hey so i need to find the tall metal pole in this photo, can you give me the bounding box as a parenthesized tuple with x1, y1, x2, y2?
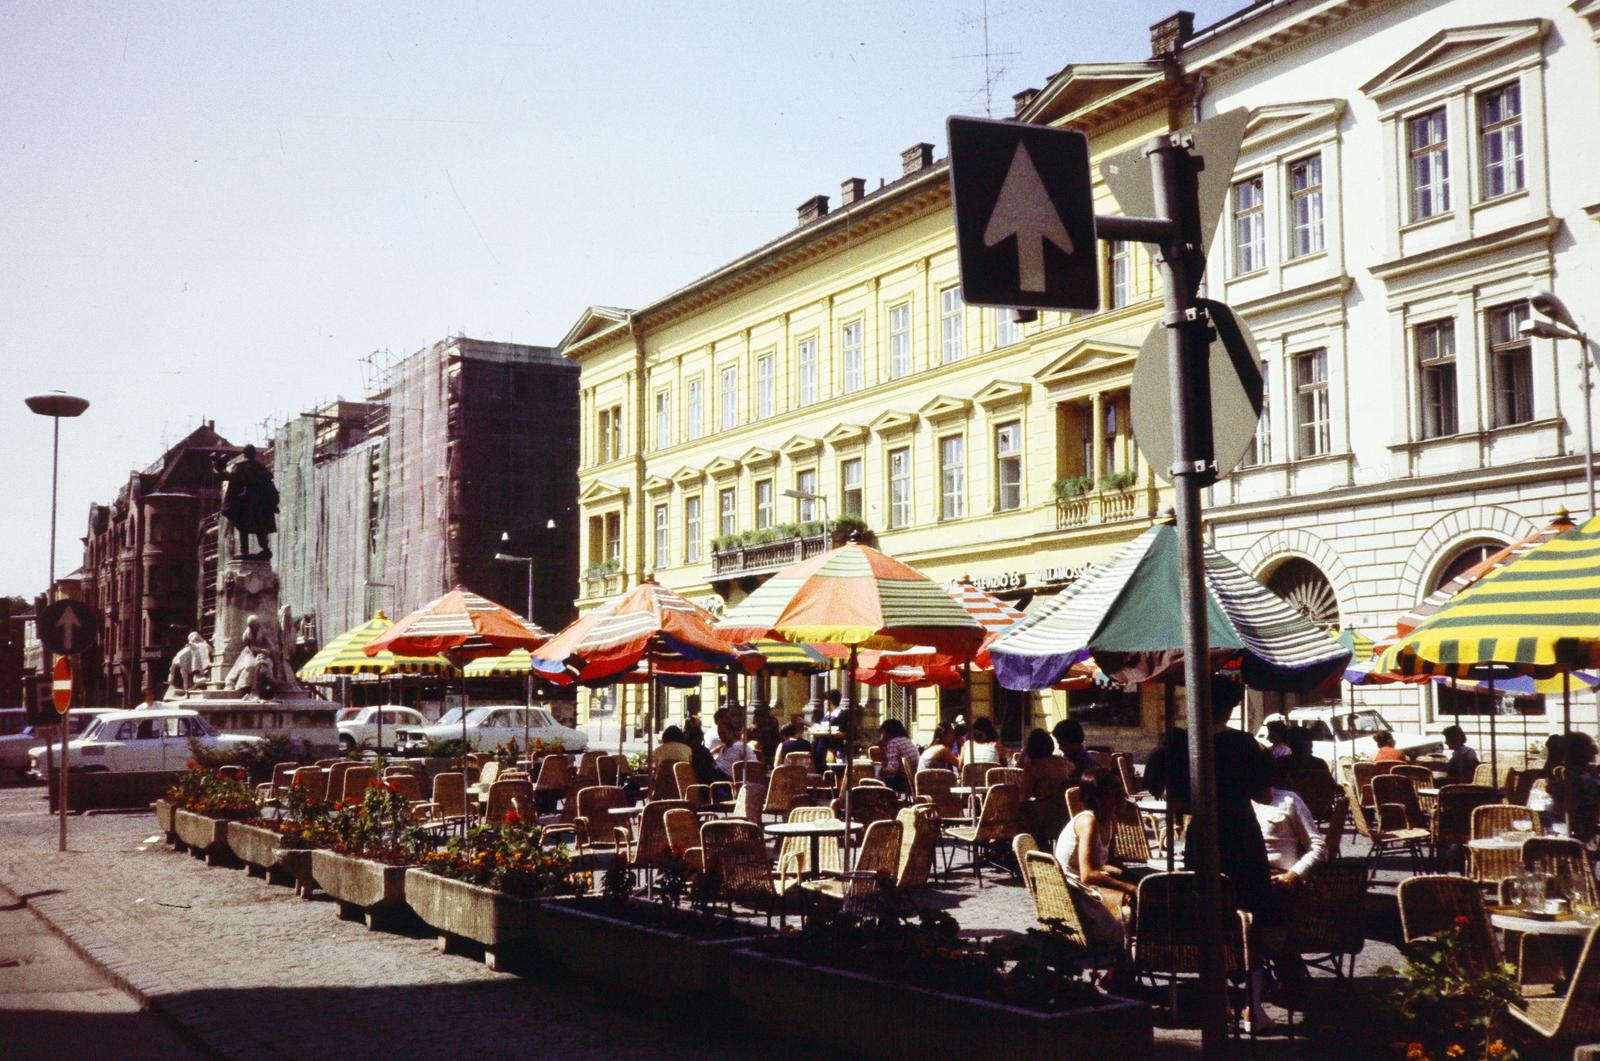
(51, 416, 70, 854)
(1148, 133, 1227, 1053)
(1582, 335, 1595, 520)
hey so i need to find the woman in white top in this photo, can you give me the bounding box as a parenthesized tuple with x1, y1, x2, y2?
(959, 716, 1005, 767)
(1251, 784, 1326, 885)
(917, 721, 961, 773)
(1052, 772, 1132, 949)
(709, 722, 757, 780)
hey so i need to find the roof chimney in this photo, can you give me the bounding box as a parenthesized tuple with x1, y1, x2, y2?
(840, 177, 866, 206)
(797, 194, 829, 226)
(901, 142, 934, 176)
(1150, 11, 1195, 57)
(1012, 87, 1040, 116)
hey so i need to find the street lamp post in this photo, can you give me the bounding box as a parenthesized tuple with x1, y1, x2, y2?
(25, 390, 89, 853)
(497, 521, 556, 752)
(1522, 289, 1596, 518)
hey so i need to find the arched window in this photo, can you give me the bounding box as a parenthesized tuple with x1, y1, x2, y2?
(1265, 557, 1340, 629)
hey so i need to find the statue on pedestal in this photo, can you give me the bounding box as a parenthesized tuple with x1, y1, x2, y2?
(224, 614, 297, 700)
(212, 444, 278, 560)
(167, 631, 212, 692)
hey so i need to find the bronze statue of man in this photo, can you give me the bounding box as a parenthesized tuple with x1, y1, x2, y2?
(214, 444, 279, 559)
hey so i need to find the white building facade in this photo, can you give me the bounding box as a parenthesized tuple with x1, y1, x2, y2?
(1180, 0, 1600, 740)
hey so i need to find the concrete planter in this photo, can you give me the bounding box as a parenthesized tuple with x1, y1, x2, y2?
(535, 900, 765, 999)
(310, 849, 412, 930)
(404, 869, 553, 971)
(172, 809, 233, 865)
(274, 847, 317, 896)
(153, 799, 177, 841)
(728, 949, 1152, 1060)
(227, 821, 285, 878)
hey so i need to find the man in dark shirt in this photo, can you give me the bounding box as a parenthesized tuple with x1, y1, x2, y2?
(1051, 718, 1096, 778)
(1144, 675, 1273, 915)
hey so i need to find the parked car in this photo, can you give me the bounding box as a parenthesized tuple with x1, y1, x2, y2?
(0, 708, 116, 781)
(28, 708, 263, 778)
(334, 706, 430, 752)
(394, 705, 588, 754)
(1256, 707, 1444, 764)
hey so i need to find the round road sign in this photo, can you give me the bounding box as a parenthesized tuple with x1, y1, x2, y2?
(39, 598, 99, 656)
(52, 657, 72, 714)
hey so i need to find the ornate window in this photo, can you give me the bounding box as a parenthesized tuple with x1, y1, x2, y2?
(1408, 108, 1450, 220)
(1232, 176, 1265, 274)
(1416, 320, 1457, 438)
(1477, 82, 1524, 200)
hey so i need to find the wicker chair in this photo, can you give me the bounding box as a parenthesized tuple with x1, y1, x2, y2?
(616, 798, 691, 890)
(774, 806, 843, 893)
(254, 762, 299, 808)
(662, 807, 699, 867)
(762, 764, 810, 821)
(960, 761, 991, 790)
(985, 766, 1024, 789)
(1022, 849, 1121, 967)
(1278, 761, 1341, 823)
(483, 779, 535, 825)
(672, 761, 711, 811)
(340, 765, 376, 805)
(385, 771, 424, 808)
(531, 754, 573, 815)
(289, 765, 328, 804)
(1114, 752, 1145, 797)
(1131, 872, 1253, 1022)
(832, 763, 875, 795)
(325, 762, 355, 804)
(1467, 803, 1541, 886)
(1013, 834, 1042, 898)
(834, 785, 900, 825)
(1506, 929, 1600, 1054)
(478, 760, 501, 791)
(914, 769, 964, 820)
(559, 759, 602, 823)
(1279, 859, 1368, 978)
(1021, 793, 1071, 847)
(1110, 798, 1153, 865)
(1391, 763, 1433, 786)
(945, 783, 1021, 885)
(726, 782, 763, 822)
(1433, 784, 1501, 859)
(782, 751, 814, 768)
(1344, 782, 1428, 881)
(216, 764, 248, 783)
(1397, 874, 1502, 976)
(1373, 773, 1431, 832)
(416, 771, 469, 828)
(894, 804, 939, 892)
(799, 819, 903, 912)
(1520, 836, 1597, 903)
(732, 760, 768, 786)
(1065, 785, 1086, 819)
(644, 759, 678, 801)
(1351, 760, 1398, 810)
(546, 785, 630, 855)
(699, 818, 789, 926)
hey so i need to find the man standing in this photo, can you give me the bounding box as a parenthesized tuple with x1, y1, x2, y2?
(214, 444, 279, 559)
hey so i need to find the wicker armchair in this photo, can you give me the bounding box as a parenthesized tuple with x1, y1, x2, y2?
(727, 782, 763, 822)
(1520, 837, 1597, 903)
(478, 761, 501, 791)
(415, 771, 469, 828)
(545, 785, 630, 855)
(484, 779, 535, 826)
(1506, 929, 1600, 1054)
(1433, 784, 1500, 855)
(339, 765, 376, 805)
(1013, 834, 1042, 898)
(1110, 798, 1153, 865)
(532, 754, 573, 815)
(894, 805, 939, 892)
(945, 783, 1021, 885)
(699, 818, 789, 926)
(1279, 859, 1368, 978)
(762, 764, 811, 821)
(833, 785, 901, 826)
(644, 759, 678, 801)
(732, 760, 768, 786)
(1344, 782, 1428, 881)
(617, 798, 692, 890)
(782, 751, 814, 768)
(914, 769, 964, 820)
(216, 764, 248, 783)
(985, 766, 1024, 789)
(1066, 785, 1086, 819)
(1131, 872, 1253, 1022)
(832, 763, 875, 795)
(1021, 849, 1120, 966)
(662, 807, 699, 868)
(254, 762, 298, 808)
(1114, 753, 1144, 797)
(325, 762, 355, 805)
(1397, 874, 1502, 976)
(1467, 803, 1540, 885)
(775, 806, 843, 893)
(800, 819, 903, 913)
(960, 762, 991, 790)
(289, 765, 328, 804)
(1351, 760, 1398, 810)
(1373, 773, 1431, 832)
(672, 762, 711, 811)
(1392, 763, 1433, 786)
(559, 759, 602, 823)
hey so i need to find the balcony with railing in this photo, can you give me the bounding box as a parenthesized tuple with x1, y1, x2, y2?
(580, 567, 629, 602)
(710, 532, 830, 579)
(1053, 481, 1147, 530)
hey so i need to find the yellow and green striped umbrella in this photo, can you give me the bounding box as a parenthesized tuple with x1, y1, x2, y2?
(747, 639, 830, 671)
(462, 648, 536, 678)
(296, 612, 457, 681)
(1378, 513, 1600, 677)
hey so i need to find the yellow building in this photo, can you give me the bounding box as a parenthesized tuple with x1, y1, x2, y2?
(563, 60, 1191, 752)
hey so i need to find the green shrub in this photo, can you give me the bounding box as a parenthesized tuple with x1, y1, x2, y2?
(1099, 470, 1138, 492)
(1053, 476, 1094, 500)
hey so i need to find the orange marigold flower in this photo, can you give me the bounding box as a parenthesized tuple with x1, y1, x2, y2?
(1446, 1046, 1463, 1058)
(1487, 1043, 1507, 1058)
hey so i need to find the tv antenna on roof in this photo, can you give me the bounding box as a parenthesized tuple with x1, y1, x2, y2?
(956, 0, 1021, 117)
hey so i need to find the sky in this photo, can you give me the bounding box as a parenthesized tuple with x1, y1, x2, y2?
(0, 0, 1237, 599)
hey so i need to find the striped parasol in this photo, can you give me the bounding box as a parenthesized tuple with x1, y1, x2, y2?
(714, 542, 986, 656)
(747, 639, 831, 671)
(364, 587, 551, 662)
(988, 522, 1350, 691)
(1377, 512, 1600, 677)
(461, 648, 537, 679)
(531, 579, 745, 684)
(296, 612, 455, 681)
(855, 579, 1025, 683)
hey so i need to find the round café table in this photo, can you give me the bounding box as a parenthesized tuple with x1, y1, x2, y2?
(764, 819, 862, 879)
(1490, 911, 1595, 938)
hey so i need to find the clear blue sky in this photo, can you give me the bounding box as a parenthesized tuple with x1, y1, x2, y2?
(0, 0, 1236, 599)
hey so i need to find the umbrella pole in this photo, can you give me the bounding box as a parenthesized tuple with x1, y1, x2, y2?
(647, 648, 656, 780)
(1164, 678, 1175, 873)
(618, 685, 626, 756)
(843, 644, 858, 869)
(1564, 671, 1572, 736)
(1488, 675, 1498, 781)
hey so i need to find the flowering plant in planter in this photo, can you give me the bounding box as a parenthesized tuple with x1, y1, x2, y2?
(1376, 918, 1522, 1061)
(164, 764, 260, 820)
(414, 815, 583, 899)
(299, 780, 425, 864)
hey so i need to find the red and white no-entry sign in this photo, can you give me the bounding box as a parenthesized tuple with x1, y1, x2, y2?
(52, 657, 72, 714)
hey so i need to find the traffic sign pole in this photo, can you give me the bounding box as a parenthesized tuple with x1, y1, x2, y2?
(56, 660, 70, 852)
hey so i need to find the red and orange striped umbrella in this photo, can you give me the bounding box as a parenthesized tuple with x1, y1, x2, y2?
(364, 587, 550, 662)
(531, 579, 746, 685)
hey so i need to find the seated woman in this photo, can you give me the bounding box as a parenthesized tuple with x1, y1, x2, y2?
(1252, 780, 1325, 887)
(1053, 771, 1134, 949)
(709, 723, 758, 781)
(1371, 729, 1408, 763)
(776, 722, 812, 763)
(960, 716, 1006, 769)
(917, 721, 961, 774)
(876, 718, 920, 793)
(1019, 728, 1073, 840)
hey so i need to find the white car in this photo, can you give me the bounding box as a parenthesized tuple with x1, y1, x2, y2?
(28, 708, 263, 777)
(0, 709, 116, 780)
(394, 705, 588, 755)
(1256, 707, 1445, 764)
(335, 706, 430, 753)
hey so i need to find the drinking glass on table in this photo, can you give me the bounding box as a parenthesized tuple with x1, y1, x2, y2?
(1511, 819, 1534, 837)
(1514, 872, 1546, 915)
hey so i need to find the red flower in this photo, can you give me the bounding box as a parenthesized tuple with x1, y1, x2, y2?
(368, 778, 381, 789)
(1453, 915, 1471, 927)
(503, 809, 521, 826)
(186, 760, 200, 771)
(333, 801, 344, 811)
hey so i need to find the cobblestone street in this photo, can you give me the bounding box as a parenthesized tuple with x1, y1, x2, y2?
(0, 784, 1420, 1059)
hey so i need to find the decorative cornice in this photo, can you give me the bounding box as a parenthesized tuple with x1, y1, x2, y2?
(578, 478, 630, 505)
(974, 379, 1031, 411)
(1369, 217, 1560, 284)
(1231, 274, 1354, 319)
(740, 446, 778, 469)
(778, 434, 823, 458)
(1359, 19, 1548, 104)
(823, 423, 869, 449)
(643, 474, 673, 495)
(918, 394, 975, 426)
(705, 455, 740, 479)
(669, 465, 705, 487)
(869, 409, 918, 438)
(1033, 338, 1141, 388)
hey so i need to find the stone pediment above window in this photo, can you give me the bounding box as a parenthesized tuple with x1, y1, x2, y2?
(869, 409, 918, 438)
(1575, 0, 1600, 42)
(1033, 339, 1140, 391)
(643, 474, 673, 495)
(579, 478, 630, 506)
(1360, 20, 1548, 105)
(705, 455, 741, 479)
(973, 379, 1030, 412)
(779, 434, 823, 459)
(740, 446, 778, 470)
(824, 423, 868, 449)
(669, 465, 705, 487)
(1241, 100, 1345, 154)
(918, 394, 974, 427)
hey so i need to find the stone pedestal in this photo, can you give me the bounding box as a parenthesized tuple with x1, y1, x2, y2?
(208, 558, 287, 689)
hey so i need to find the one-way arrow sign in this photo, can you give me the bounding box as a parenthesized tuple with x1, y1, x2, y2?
(948, 116, 1098, 312)
(39, 598, 99, 657)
